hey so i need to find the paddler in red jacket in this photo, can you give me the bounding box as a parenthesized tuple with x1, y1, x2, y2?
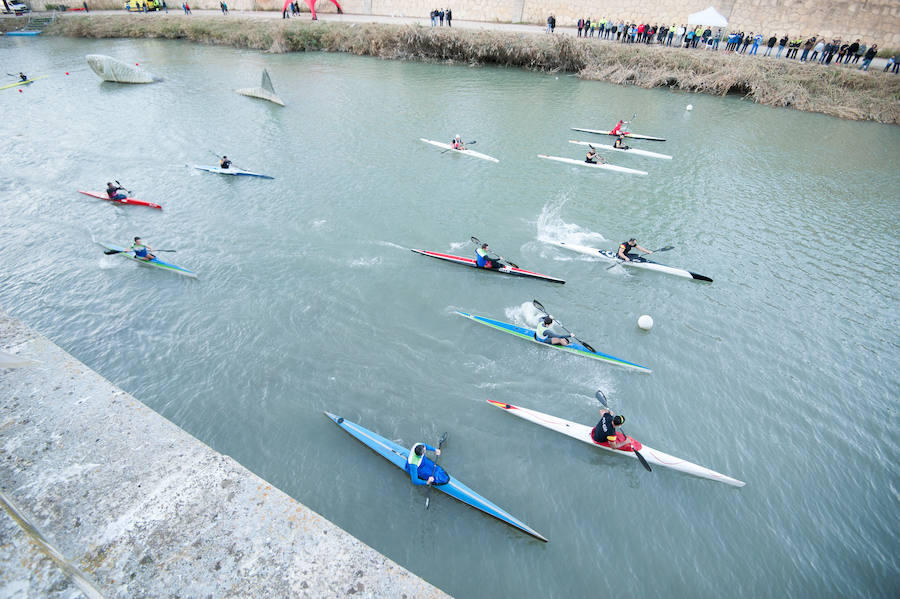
(610, 119, 628, 135)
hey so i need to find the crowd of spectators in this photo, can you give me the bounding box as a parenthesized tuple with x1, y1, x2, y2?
(557, 18, 897, 73)
(430, 8, 452, 27)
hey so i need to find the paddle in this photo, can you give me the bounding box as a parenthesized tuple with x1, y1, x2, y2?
(606, 245, 675, 270)
(586, 144, 607, 164)
(113, 180, 132, 195)
(595, 391, 651, 472)
(441, 140, 476, 154)
(470, 236, 519, 269)
(209, 151, 241, 170)
(531, 299, 596, 353)
(424, 432, 448, 510)
(104, 248, 175, 255)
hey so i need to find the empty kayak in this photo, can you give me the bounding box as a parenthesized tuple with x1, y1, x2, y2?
(570, 127, 666, 142)
(546, 240, 712, 282)
(456, 311, 651, 373)
(97, 242, 197, 278)
(537, 155, 648, 176)
(78, 190, 162, 210)
(568, 140, 672, 160)
(486, 400, 745, 487)
(419, 139, 499, 163)
(325, 412, 547, 542)
(0, 76, 46, 90)
(194, 165, 274, 179)
(412, 249, 564, 284)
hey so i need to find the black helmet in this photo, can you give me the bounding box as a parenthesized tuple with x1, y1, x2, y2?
(612, 415, 625, 426)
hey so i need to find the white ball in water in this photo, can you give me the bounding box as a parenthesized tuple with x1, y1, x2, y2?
(638, 315, 654, 330)
(686, 104, 694, 111)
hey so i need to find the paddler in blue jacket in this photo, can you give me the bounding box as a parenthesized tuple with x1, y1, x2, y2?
(219, 156, 232, 169)
(130, 237, 156, 261)
(106, 182, 127, 200)
(406, 442, 447, 486)
(617, 238, 652, 262)
(475, 243, 503, 269)
(591, 408, 628, 448)
(535, 315, 571, 346)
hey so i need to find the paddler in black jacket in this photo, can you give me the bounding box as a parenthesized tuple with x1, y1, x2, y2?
(219, 155, 232, 169)
(613, 134, 629, 150)
(617, 238, 652, 262)
(591, 408, 628, 448)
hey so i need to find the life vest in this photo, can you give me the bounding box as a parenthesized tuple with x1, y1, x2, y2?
(535, 320, 550, 341)
(131, 244, 149, 258)
(475, 247, 490, 267)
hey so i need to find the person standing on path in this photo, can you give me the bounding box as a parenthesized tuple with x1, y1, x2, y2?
(800, 36, 815, 62)
(749, 33, 762, 55)
(852, 42, 866, 64)
(811, 39, 824, 62)
(765, 35, 776, 56)
(161, 0, 166, 13)
(846, 40, 859, 63)
(446, 8, 451, 27)
(776, 35, 787, 57)
(439, 9, 444, 26)
(859, 44, 878, 71)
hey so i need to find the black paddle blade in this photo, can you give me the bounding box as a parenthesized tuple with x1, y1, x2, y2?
(532, 299, 547, 314)
(580, 341, 597, 353)
(595, 390, 608, 407)
(633, 448, 652, 472)
(103, 249, 122, 255)
(471, 236, 482, 246)
(437, 432, 448, 448)
(654, 245, 675, 252)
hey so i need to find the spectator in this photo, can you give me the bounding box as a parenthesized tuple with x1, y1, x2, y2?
(749, 32, 762, 55)
(439, 9, 444, 26)
(811, 39, 824, 61)
(666, 25, 674, 46)
(859, 44, 877, 71)
(846, 40, 859, 63)
(800, 36, 815, 62)
(891, 50, 900, 74)
(853, 41, 867, 64)
(712, 29, 721, 50)
(446, 8, 451, 27)
(740, 33, 752, 54)
(577, 17, 583, 38)
(837, 41, 849, 63)
(776, 34, 787, 58)
(765, 35, 776, 56)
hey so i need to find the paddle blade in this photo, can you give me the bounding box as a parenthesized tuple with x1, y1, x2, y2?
(437, 432, 448, 449)
(654, 245, 675, 252)
(595, 390, 608, 407)
(634, 448, 652, 472)
(471, 236, 482, 246)
(580, 341, 597, 354)
(532, 299, 547, 314)
(103, 249, 122, 255)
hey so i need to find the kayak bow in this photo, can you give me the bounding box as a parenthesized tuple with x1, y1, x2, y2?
(546, 240, 712, 282)
(455, 311, 651, 373)
(78, 190, 162, 210)
(97, 242, 197, 278)
(570, 127, 666, 142)
(194, 165, 274, 179)
(486, 400, 745, 487)
(411, 249, 564, 284)
(537, 154, 648, 176)
(324, 412, 547, 541)
(420, 139, 500, 163)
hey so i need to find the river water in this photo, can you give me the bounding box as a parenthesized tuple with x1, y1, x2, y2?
(1, 36, 898, 598)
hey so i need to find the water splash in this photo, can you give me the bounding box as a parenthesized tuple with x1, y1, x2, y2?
(536, 197, 606, 246)
(504, 301, 544, 328)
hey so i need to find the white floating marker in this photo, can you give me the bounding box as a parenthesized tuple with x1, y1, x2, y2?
(638, 315, 654, 330)
(686, 104, 693, 111)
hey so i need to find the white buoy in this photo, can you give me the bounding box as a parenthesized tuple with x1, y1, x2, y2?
(638, 315, 654, 330)
(686, 104, 694, 111)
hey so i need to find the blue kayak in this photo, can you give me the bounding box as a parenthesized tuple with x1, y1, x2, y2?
(324, 412, 548, 542)
(456, 311, 651, 373)
(98, 242, 197, 279)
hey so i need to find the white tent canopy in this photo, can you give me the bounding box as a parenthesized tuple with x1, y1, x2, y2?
(687, 6, 728, 27)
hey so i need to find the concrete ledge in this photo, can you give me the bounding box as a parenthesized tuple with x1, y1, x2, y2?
(0, 309, 450, 598)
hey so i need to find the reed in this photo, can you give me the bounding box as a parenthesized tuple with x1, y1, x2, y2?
(44, 15, 900, 124)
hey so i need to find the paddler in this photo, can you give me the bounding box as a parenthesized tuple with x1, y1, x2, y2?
(610, 119, 628, 135)
(106, 182, 127, 200)
(585, 147, 606, 164)
(18, 72, 28, 82)
(613, 134, 630, 150)
(219, 155, 232, 169)
(130, 237, 156, 261)
(616, 238, 652, 262)
(451, 135, 466, 150)
(406, 442, 447, 486)
(475, 243, 503, 270)
(590, 408, 628, 448)
(534, 315, 571, 346)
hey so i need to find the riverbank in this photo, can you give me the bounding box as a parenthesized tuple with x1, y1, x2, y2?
(14, 12, 897, 123)
(0, 308, 449, 598)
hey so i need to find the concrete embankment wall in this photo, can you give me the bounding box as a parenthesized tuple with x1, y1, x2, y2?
(0, 309, 449, 598)
(43, 0, 900, 47)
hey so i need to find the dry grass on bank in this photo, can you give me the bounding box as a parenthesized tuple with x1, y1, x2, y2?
(46, 15, 900, 124)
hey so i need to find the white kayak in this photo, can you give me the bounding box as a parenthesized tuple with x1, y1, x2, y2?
(568, 140, 672, 160)
(570, 127, 666, 142)
(194, 165, 274, 179)
(419, 139, 499, 163)
(546, 240, 712, 282)
(537, 154, 648, 176)
(487, 400, 745, 487)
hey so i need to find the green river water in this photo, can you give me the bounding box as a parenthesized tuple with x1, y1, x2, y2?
(1, 36, 898, 598)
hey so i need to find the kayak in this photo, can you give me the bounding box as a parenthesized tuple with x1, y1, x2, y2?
(0, 76, 47, 90)
(78, 190, 162, 210)
(194, 165, 274, 179)
(486, 400, 745, 487)
(455, 311, 651, 373)
(570, 127, 666, 142)
(5, 31, 41, 37)
(97, 242, 197, 279)
(568, 140, 672, 160)
(419, 139, 500, 163)
(546, 240, 712, 282)
(411, 249, 564, 284)
(537, 155, 648, 176)
(324, 412, 548, 542)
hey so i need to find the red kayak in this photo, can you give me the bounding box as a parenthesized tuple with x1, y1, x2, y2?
(411, 249, 565, 284)
(78, 190, 162, 210)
